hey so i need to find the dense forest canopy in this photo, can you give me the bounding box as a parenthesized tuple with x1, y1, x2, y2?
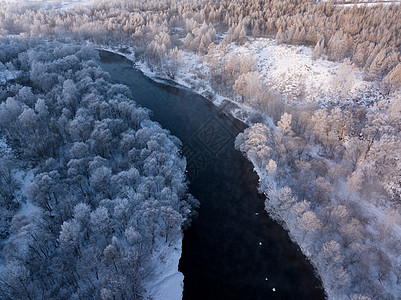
(0, 37, 198, 299)
(0, 0, 400, 299)
(0, 0, 400, 89)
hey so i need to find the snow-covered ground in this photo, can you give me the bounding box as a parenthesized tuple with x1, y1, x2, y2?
(142, 238, 184, 300)
(224, 39, 381, 105)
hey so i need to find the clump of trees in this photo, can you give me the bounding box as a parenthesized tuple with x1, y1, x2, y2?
(235, 95, 401, 298)
(0, 0, 400, 91)
(0, 37, 197, 299)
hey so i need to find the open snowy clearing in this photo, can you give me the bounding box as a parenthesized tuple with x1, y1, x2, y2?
(222, 39, 382, 106)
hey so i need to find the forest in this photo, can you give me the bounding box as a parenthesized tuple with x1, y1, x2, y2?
(0, 37, 197, 299)
(0, 0, 400, 90)
(0, 0, 400, 299)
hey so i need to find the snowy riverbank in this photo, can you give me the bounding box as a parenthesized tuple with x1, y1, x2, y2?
(142, 239, 184, 300)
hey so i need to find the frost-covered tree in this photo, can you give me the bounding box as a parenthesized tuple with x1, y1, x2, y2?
(0, 39, 196, 299)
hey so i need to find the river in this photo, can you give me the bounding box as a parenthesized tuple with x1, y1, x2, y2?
(99, 51, 325, 300)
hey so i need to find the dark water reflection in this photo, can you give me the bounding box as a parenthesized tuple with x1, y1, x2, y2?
(99, 51, 325, 300)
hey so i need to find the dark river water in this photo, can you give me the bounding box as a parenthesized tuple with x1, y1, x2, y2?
(99, 51, 325, 300)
